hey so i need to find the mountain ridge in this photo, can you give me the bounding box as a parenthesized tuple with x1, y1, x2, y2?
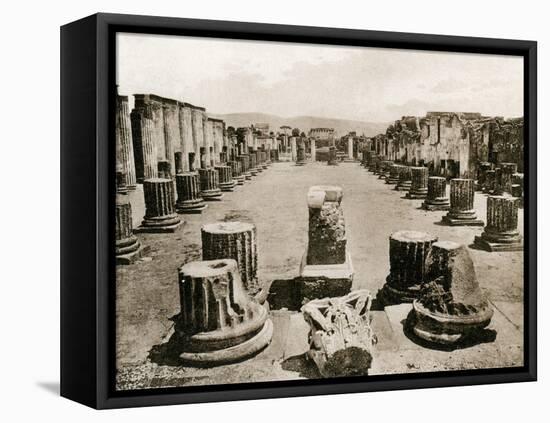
(210, 112, 389, 137)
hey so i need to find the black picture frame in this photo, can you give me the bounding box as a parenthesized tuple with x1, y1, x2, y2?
(60, 12, 537, 409)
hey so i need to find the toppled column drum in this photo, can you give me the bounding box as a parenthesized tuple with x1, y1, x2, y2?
(302, 290, 375, 377)
(412, 241, 494, 345)
(178, 259, 273, 364)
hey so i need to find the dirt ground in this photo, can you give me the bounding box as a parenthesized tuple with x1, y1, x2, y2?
(116, 161, 524, 390)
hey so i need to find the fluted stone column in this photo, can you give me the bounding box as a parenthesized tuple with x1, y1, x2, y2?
(136, 178, 183, 233)
(311, 139, 316, 162)
(327, 146, 338, 166)
(369, 155, 380, 173)
(500, 163, 518, 194)
(422, 177, 450, 210)
(239, 154, 252, 180)
(216, 165, 236, 192)
(115, 191, 146, 264)
(476, 162, 492, 191)
(157, 160, 172, 180)
(483, 170, 496, 194)
(300, 186, 353, 300)
(201, 222, 259, 295)
(175, 172, 207, 214)
(229, 160, 245, 185)
(296, 141, 307, 166)
(347, 137, 353, 160)
(413, 241, 493, 345)
(198, 168, 223, 201)
(395, 166, 412, 191)
(378, 230, 438, 304)
(291, 137, 297, 161)
(406, 167, 429, 199)
(378, 160, 392, 179)
(116, 95, 137, 190)
(131, 105, 158, 182)
(386, 164, 402, 185)
(249, 152, 259, 176)
(474, 196, 522, 251)
(493, 167, 503, 195)
(442, 178, 483, 226)
(177, 259, 272, 364)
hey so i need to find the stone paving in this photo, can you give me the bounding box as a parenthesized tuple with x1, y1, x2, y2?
(116, 161, 524, 390)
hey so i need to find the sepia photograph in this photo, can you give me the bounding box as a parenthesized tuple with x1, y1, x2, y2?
(113, 31, 526, 391)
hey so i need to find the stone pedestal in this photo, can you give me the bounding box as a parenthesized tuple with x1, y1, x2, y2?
(198, 168, 223, 201)
(395, 166, 412, 191)
(175, 172, 207, 214)
(412, 241, 494, 345)
(476, 162, 492, 191)
(378, 231, 438, 304)
(177, 259, 272, 364)
(136, 178, 183, 233)
(474, 196, 523, 251)
(216, 165, 236, 192)
(442, 179, 483, 226)
(238, 155, 252, 180)
(386, 164, 402, 184)
(406, 167, 428, 199)
(228, 160, 245, 185)
(378, 160, 392, 179)
(369, 155, 380, 172)
(201, 221, 259, 295)
(115, 192, 146, 264)
(483, 170, 496, 194)
(299, 186, 353, 300)
(260, 151, 269, 169)
(302, 290, 374, 377)
(422, 177, 450, 210)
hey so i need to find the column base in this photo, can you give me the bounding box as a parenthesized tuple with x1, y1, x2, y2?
(135, 215, 184, 233)
(412, 300, 493, 346)
(250, 169, 258, 176)
(201, 190, 224, 201)
(406, 190, 428, 199)
(395, 182, 412, 191)
(377, 280, 421, 305)
(299, 252, 353, 301)
(295, 161, 307, 166)
(234, 176, 245, 185)
(176, 200, 208, 214)
(244, 172, 252, 180)
(422, 200, 450, 211)
(441, 213, 484, 226)
(385, 177, 399, 184)
(179, 319, 273, 365)
(474, 234, 523, 252)
(116, 236, 150, 265)
(220, 181, 236, 192)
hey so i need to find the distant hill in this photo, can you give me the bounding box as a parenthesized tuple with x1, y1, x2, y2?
(210, 112, 389, 137)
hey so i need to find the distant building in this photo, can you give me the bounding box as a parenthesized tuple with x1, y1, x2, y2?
(254, 123, 270, 136)
(308, 128, 335, 141)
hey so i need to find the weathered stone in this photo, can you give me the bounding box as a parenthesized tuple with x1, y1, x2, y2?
(215, 165, 236, 192)
(474, 196, 523, 251)
(116, 95, 137, 190)
(130, 104, 158, 182)
(395, 166, 412, 191)
(378, 160, 393, 179)
(136, 178, 183, 233)
(228, 160, 245, 185)
(442, 179, 483, 226)
(476, 162, 492, 191)
(500, 163, 518, 194)
(422, 176, 450, 210)
(198, 168, 223, 201)
(175, 172, 207, 214)
(178, 259, 272, 364)
(327, 146, 338, 166)
(369, 155, 381, 173)
(201, 221, 259, 295)
(412, 241, 494, 345)
(300, 186, 353, 300)
(238, 154, 252, 180)
(493, 167, 503, 195)
(483, 169, 496, 194)
(378, 230, 438, 304)
(302, 290, 375, 377)
(386, 164, 402, 185)
(157, 160, 172, 180)
(406, 167, 429, 199)
(249, 152, 259, 175)
(116, 191, 147, 264)
(296, 140, 307, 166)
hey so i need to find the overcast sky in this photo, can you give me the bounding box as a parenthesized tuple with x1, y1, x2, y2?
(117, 33, 523, 122)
